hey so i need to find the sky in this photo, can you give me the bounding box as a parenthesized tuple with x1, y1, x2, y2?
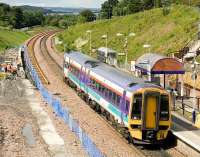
(0, 0, 106, 8)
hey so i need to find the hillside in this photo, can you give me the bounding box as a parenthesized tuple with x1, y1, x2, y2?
(19, 5, 52, 14)
(178, 0, 200, 6)
(44, 7, 99, 14)
(57, 5, 200, 61)
(0, 28, 30, 52)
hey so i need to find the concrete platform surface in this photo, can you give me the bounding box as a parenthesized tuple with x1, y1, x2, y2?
(171, 111, 200, 153)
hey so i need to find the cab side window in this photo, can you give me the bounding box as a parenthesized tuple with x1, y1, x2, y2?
(131, 94, 142, 120)
(160, 95, 169, 121)
(64, 62, 69, 69)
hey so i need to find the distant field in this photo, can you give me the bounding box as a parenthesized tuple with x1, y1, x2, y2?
(0, 29, 30, 53)
(26, 26, 58, 35)
(58, 5, 200, 61)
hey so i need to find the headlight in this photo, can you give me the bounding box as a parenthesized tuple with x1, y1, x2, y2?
(130, 124, 141, 129)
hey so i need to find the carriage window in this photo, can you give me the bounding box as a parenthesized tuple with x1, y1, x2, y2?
(74, 68, 78, 76)
(99, 83, 105, 94)
(131, 94, 142, 120)
(90, 80, 96, 89)
(112, 92, 117, 104)
(160, 95, 169, 121)
(69, 64, 72, 71)
(101, 84, 105, 94)
(99, 84, 102, 93)
(64, 62, 69, 68)
(96, 82, 100, 91)
(104, 88, 108, 97)
(116, 95, 121, 106)
(109, 90, 113, 100)
(71, 66, 74, 74)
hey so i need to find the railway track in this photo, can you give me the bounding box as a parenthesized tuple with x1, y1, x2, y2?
(26, 32, 52, 85)
(26, 31, 187, 157)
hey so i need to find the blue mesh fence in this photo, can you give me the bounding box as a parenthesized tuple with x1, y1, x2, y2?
(23, 46, 105, 157)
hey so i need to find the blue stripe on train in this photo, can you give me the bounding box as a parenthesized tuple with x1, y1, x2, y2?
(68, 72, 128, 124)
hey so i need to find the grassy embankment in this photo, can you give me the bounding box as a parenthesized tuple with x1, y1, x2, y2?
(57, 5, 200, 62)
(0, 26, 58, 53)
(0, 28, 30, 53)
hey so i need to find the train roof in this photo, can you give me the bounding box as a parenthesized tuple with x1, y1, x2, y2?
(64, 51, 162, 92)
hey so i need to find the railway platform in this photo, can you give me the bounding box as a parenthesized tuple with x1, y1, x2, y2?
(171, 111, 200, 153)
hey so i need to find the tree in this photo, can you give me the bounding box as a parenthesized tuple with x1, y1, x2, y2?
(113, 0, 144, 16)
(155, 0, 162, 7)
(58, 19, 68, 28)
(0, 3, 11, 26)
(126, 0, 143, 13)
(142, 0, 154, 9)
(162, 0, 171, 16)
(80, 9, 96, 22)
(11, 7, 24, 29)
(101, 0, 119, 19)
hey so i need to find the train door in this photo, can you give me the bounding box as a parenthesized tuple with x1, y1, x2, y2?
(145, 96, 157, 129)
(143, 92, 159, 130)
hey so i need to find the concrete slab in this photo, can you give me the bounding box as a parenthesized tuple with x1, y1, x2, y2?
(173, 130, 200, 152)
(172, 111, 200, 153)
(23, 79, 66, 157)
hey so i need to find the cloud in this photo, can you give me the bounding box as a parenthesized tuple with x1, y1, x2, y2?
(0, 0, 106, 8)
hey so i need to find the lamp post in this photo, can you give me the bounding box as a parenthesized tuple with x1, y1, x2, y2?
(198, 23, 200, 40)
(86, 30, 92, 56)
(143, 44, 152, 82)
(143, 44, 151, 53)
(116, 32, 136, 69)
(102, 33, 108, 55)
(191, 58, 198, 123)
(63, 44, 67, 52)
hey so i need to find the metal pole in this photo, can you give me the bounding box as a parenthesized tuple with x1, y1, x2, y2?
(106, 35, 108, 50)
(164, 74, 166, 89)
(192, 59, 197, 123)
(182, 96, 184, 114)
(89, 32, 92, 56)
(148, 62, 151, 82)
(106, 33, 108, 55)
(125, 37, 128, 69)
(181, 74, 184, 97)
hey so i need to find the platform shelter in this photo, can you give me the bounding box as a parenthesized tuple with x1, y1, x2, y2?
(135, 53, 185, 88)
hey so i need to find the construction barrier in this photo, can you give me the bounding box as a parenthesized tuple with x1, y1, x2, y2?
(23, 46, 105, 157)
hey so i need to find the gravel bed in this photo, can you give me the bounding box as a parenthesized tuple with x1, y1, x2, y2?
(33, 89, 88, 157)
(0, 47, 88, 157)
(0, 79, 50, 157)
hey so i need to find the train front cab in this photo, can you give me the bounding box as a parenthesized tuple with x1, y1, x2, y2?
(128, 88, 171, 144)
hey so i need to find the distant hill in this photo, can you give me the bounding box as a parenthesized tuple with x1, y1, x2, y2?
(19, 5, 52, 14)
(44, 7, 99, 15)
(19, 5, 99, 15)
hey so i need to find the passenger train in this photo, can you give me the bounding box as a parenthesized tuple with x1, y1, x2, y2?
(63, 51, 171, 144)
